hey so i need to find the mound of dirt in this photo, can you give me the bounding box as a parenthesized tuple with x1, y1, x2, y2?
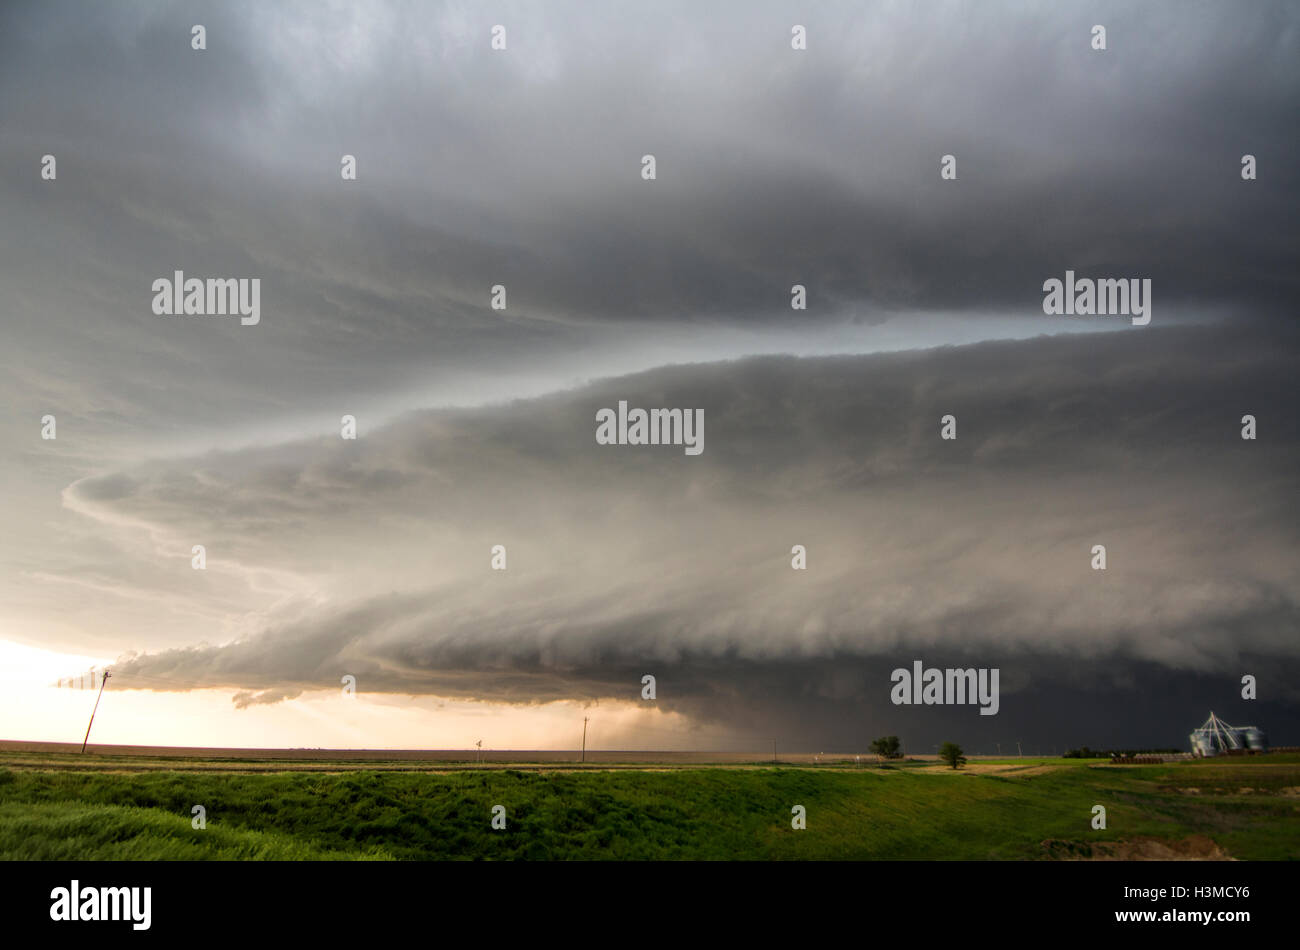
(1040, 835, 1234, 861)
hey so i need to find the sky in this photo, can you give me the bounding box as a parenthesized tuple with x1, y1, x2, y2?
(1, 0, 1297, 753)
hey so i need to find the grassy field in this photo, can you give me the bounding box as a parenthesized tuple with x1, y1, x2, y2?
(1, 752, 1297, 860)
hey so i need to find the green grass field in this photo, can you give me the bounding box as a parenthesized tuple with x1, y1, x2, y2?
(2, 754, 1298, 860)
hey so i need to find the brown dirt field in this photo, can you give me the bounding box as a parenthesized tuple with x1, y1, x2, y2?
(914, 762, 1063, 776)
(0, 739, 1041, 770)
(0, 739, 950, 772)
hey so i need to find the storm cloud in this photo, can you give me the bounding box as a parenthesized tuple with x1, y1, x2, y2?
(83, 323, 1300, 746)
(2, 1, 1297, 440)
(3, 1, 1298, 750)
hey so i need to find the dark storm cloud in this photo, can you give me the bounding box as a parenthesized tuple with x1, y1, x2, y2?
(5, 1, 1298, 748)
(89, 323, 1300, 746)
(1, 0, 1296, 377)
(3, 0, 1296, 499)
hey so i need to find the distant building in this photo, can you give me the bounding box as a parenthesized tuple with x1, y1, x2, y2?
(1189, 711, 1267, 756)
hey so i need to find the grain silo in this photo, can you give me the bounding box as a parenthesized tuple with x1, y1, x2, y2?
(1189, 712, 1267, 756)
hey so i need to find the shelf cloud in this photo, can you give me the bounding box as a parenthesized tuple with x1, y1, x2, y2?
(80, 324, 1300, 744)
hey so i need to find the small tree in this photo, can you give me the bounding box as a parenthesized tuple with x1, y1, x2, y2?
(869, 736, 902, 763)
(938, 741, 966, 770)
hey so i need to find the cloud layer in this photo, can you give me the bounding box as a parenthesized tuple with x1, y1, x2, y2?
(4, 1, 1298, 749)
(2, 1, 1297, 439)
(73, 323, 1300, 745)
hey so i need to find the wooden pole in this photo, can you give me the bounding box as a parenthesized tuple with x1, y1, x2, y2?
(81, 670, 110, 753)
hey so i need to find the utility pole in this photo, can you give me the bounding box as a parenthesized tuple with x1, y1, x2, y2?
(1017, 740, 1022, 758)
(81, 669, 110, 754)
(581, 716, 588, 763)
(772, 738, 777, 766)
(996, 742, 1001, 756)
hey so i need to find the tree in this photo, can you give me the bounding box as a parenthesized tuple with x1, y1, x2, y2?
(938, 741, 966, 769)
(869, 735, 902, 763)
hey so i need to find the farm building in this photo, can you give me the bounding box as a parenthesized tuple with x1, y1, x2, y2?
(1189, 712, 1267, 757)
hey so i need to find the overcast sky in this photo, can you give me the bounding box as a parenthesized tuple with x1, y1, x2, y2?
(1, 1, 1297, 751)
